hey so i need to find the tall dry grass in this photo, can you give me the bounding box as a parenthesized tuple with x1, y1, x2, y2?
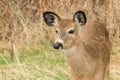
(0, 0, 119, 53)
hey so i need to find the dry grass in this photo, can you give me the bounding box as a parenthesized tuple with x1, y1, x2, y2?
(0, 0, 120, 49)
(0, 0, 120, 80)
(0, 42, 120, 80)
(0, 42, 70, 80)
(110, 48, 120, 80)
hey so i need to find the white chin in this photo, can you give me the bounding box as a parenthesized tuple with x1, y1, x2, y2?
(62, 46, 76, 54)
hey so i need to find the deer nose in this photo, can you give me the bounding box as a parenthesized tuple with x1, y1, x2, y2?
(53, 42, 63, 50)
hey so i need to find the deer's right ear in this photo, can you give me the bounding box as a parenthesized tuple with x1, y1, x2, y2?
(43, 12, 60, 27)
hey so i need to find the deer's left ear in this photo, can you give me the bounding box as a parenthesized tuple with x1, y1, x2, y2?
(73, 11, 87, 26)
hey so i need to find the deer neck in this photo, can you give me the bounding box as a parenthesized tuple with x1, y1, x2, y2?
(63, 39, 93, 77)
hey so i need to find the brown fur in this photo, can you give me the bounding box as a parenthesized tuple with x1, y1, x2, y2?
(58, 20, 110, 80)
(65, 19, 111, 80)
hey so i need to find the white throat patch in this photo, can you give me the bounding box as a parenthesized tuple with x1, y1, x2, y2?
(62, 46, 77, 54)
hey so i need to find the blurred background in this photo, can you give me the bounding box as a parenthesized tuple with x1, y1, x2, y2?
(0, 0, 120, 80)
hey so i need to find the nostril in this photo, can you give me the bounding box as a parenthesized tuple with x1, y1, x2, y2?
(53, 42, 63, 49)
(58, 43, 63, 49)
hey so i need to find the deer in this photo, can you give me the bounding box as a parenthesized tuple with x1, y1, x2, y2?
(43, 10, 111, 80)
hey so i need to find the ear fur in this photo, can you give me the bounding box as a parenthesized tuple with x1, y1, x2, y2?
(43, 12, 60, 26)
(73, 11, 87, 25)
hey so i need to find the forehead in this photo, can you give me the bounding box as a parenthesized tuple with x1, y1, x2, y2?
(57, 19, 75, 30)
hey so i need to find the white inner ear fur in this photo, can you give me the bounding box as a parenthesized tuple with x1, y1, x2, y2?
(74, 17, 83, 26)
(52, 14, 59, 26)
(74, 14, 85, 26)
(74, 16, 79, 23)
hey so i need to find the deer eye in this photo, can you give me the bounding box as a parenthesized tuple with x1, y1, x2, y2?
(68, 30, 74, 34)
(55, 30, 58, 33)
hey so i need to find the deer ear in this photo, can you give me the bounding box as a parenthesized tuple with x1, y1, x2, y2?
(43, 12, 60, 27)
(73, 11, 87, 25)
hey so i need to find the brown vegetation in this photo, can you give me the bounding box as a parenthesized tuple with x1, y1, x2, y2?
(0, 0, 119, 53)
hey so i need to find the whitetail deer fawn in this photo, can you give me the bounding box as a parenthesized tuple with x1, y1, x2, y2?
(43, 10, 111, 80)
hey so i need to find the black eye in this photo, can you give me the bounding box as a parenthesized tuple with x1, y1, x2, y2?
(68, 30, 74, 34)
(55, 30, 58, 33)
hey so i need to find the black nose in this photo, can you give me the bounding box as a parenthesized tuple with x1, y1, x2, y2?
(53, 42, 63, 49)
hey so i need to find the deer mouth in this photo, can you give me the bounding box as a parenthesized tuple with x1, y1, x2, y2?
(62, 46, 77, 54)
